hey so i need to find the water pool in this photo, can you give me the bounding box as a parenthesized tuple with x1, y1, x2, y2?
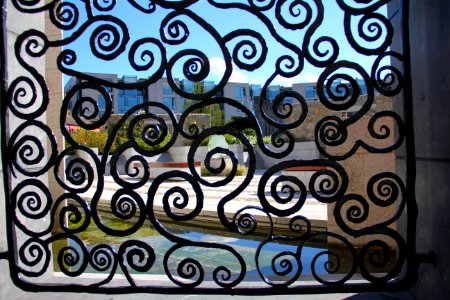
(53, 216, 344, 284)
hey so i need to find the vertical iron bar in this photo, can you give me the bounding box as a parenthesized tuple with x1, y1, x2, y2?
(0, 0, 11, 262)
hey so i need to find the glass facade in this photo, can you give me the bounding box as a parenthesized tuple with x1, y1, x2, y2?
(163, 96, 176, 111)
(181, 80, 215, 94)
(267, 85, 280, 103)
(122, 75, 138, 84)
(98, 94, 106, 115)
(163, 82, 173, 94)
(181, 80, 195, 93)
(117, 88, 144, 114)
(250, 84, 261, 99)
(283, 97, 294, 105)
(356, 78, 368, 95)
(179, 98, 185, 113)
(235, 86, 246, 99)
(305, 85, 317, 98)
(203, 80, 215, 92)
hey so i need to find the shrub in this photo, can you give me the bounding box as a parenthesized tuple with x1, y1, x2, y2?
(262, 136, 272, 144)
(109, 120, 171, 153)
(242, 128, 256, 137)
(200, 136, 211, 147)
(224, 134, 240, 145)
(225, 116, 255, 131)
(236, 164, 248, 176)
(68, 128, 108, 154)
(135, 133, 171, 152)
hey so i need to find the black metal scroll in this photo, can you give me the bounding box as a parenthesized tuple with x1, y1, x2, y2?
(1, 0, 416, 295)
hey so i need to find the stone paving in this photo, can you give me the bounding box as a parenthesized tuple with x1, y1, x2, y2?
(79, 169, 328, 231)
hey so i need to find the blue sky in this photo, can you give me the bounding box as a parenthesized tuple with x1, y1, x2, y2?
(62, 0, 390, 87)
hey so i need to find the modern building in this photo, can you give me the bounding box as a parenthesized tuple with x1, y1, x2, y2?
(64, 73, 376, 128)
(220, 81, 253, 122)
(64, 73, 146, 116)
(292, 78, 369, 102)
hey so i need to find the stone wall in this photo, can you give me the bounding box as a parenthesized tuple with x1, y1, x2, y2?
(287, 94, 393, 142)
(325, 116, 397, 249)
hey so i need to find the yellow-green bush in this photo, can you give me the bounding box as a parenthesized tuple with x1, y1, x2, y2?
(68, 128, 108, 154)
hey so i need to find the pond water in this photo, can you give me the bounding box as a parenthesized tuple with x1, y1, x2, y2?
(54, 216, 339, 282)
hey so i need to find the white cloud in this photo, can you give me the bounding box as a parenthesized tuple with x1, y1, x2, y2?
(209, 56, 249, 83)
(209, 56, 226, 77)
(209, 56, 320, 86)
(229, 69, 250, 83)
(272, 72, 320, 87)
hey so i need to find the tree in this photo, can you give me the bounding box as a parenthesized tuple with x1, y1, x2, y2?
(185, 81, 224, 127)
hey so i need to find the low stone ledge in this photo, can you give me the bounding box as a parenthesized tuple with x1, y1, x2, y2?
(281, 165, 328, 192)
(132, 161, 202, 179)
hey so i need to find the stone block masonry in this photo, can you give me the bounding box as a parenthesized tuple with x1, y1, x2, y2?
(287, 94, 393, 142)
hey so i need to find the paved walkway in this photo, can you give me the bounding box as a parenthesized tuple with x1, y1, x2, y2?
(80, 170, 327, 231)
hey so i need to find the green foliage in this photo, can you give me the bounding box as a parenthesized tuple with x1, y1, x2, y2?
(236, 164, 248, 176)
(224, 134, 240, 145)
(135, 133, 172, 152)
(183, 99, 196, 111)
(110, 120, 171, 152)
(262, 135, 272, 144)
(200, 136, 211, 146)
(186, 81, 224, 127)
(242, 128, 256, 136)
(193, 103, 223, 127)
(193, 81, 206, 94)
(67, 128, 108, 154)
(68, 118, 171, 155)
(222, 119, 274, 146)
(210, 104, 224, 127)
(225, 116, 255, 131)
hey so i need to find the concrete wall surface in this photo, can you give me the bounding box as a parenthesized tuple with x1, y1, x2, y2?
(407, 0, 450, 298)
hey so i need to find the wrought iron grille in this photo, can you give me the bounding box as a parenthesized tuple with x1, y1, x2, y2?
(0, 0, 417, 295)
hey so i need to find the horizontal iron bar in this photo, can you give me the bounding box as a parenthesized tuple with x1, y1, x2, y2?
(416, 252, 436, 265)
(0, 251, 8, 260)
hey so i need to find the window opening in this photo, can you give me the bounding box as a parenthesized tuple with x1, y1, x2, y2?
(0, 0, 417, 295)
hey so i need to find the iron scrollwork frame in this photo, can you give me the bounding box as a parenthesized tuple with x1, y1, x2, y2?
(0, 0, 418, 295)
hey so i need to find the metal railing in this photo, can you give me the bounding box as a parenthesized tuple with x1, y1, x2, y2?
(0, 0, 418, 295)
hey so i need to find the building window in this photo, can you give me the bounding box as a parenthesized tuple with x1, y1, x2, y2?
(305, 86, 317, 98)
(181, 80, 194, 93)
(163, 82, 173, 95)
(235, 86, 246, 99)
(124, 89, 138, 96)
(250, 84, 261, 99)
(284, 97, 294, 105)
(117, 95, 144, 114)
(267, 85, 280, 103)
(203, 81, 215, 92)
(122, 75, 138, 83)
(98, 95, 106, 114)
(163, 96, 176, 111)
